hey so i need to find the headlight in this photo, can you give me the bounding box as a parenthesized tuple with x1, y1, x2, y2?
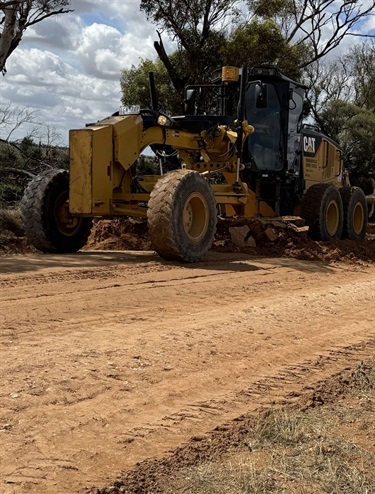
(157, 114, 173, 127)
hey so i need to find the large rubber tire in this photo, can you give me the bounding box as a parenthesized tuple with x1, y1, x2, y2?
(302, 183, 344, 241)
(340, 186, 367, 240)
(147, 169, 217, 262)
(21, 169, 92, 253)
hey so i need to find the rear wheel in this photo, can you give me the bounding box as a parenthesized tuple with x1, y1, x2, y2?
(302, 183, 343, 241)
(21, 169, 92, 253)
(147, 169, 217, 262)
(340, 186, 367, 240)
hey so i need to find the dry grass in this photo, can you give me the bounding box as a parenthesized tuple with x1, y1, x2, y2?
(0, 207, 30, 253)
(175, 409, 375, 493)
(175, 460, 275, 494)
(0, 207, 24, 238)
(165, 360, 375, 494)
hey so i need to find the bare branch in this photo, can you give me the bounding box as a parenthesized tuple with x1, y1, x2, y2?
(3, 106, 39, 141)
(0, 1, 71, 74)
(153, 31, 187, 92)
(252, 0, 375, 69)
(0, 166, 35, 178)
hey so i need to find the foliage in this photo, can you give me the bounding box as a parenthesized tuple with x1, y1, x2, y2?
(126, 0, 374, 116)
(349, 40, 375, 112)
(0, 0, 71, 74)
(250, 0, 294, 18)
(223, 19, 305, 80)
(139, 0, 239, 93)
(140, 0, 238, 49)
(121, 17, 308, 114)
(0, 136, 69, 205)
(139, 0, 375, 92)
(307, 41, 375, 116)
(304, 39, 375, 182)
(121, 58, 183, 114)
(0, 181, 21, 204)
(319, 100, 375, 181)
(137, 155, 159, 176)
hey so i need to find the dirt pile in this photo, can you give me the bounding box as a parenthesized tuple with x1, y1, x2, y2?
(2, 209, 375, 264)
(216, 217, 375, 264)
(84, 217, 151, 251)
(85, 216, 375, 265)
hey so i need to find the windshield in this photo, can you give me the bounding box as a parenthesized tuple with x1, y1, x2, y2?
(245, 83, 282, 171)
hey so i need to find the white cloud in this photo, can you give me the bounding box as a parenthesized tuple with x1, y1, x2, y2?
(360, 16, 375, 34)
(74, 23, 155, 79)
(1, 1, 159, 144)
(24, 16, 84, 51)
(6, 49, 68, 86)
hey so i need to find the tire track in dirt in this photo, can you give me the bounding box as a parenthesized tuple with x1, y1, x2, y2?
(100, 335, 375, 455)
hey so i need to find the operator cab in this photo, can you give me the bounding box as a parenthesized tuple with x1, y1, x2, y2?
(239, 66, 307, 215)
(182, 65, 307, 215)
(243, 66, 305, 176)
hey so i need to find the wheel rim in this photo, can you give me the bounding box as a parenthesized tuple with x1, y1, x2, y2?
(54, 190, 82, 237)
(326, 199, 339, 236)
(353, 201, 364, 235)
(182, 192, 209, 243)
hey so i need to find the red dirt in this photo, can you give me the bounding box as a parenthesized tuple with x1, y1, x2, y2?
(2, 215, 375, 493)
(82, 216, 375, 266)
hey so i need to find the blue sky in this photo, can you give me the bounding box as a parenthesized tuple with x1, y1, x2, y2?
(0, 0, 374, 145)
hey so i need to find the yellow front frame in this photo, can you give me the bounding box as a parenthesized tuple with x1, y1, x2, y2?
(69, 115, 276, 219)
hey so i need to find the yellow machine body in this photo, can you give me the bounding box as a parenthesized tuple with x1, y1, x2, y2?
(68, 63, 348, 225)
(302, 132, 344, 190)
(69, 115, 275, 219)
(21, 65, 368, 262)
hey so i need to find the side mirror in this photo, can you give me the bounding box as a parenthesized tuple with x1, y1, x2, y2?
(184, 89, 196, 114)
(255, 83, 268, 109)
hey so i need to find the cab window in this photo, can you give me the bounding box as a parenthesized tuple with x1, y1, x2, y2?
(245, 83, 282, 171)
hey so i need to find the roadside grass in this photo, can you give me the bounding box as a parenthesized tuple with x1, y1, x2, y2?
(0, 207, 31, 253)
(169, 359, 375, 494)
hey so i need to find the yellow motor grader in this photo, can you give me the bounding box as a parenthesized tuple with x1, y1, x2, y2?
(21, 66, 368, 262)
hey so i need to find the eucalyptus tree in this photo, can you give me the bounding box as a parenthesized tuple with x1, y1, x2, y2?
(140, 0, 240, 91)
(250, 0, 375, 68)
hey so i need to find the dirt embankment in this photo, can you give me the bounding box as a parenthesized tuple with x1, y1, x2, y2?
(93, 359, 375, 494)
(85, 216, 375, 265)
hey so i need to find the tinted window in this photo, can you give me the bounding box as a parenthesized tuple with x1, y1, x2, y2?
(245, 83, 282, 171)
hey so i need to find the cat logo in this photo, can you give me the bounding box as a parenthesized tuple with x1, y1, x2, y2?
(303, 136, 316, 154)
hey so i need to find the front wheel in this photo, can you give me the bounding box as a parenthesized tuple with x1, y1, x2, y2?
(147, 169, 217, 262)
(340, 186, 367, 240)
(302, 183, 343, 241)
(21, 169, 92, 253)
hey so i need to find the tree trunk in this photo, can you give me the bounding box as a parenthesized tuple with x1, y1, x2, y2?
(154, 33, 187, 93)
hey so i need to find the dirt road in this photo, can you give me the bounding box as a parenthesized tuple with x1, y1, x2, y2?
(1, 250, 375, 493)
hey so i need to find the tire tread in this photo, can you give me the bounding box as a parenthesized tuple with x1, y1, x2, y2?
(147, 169, 217, 262)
